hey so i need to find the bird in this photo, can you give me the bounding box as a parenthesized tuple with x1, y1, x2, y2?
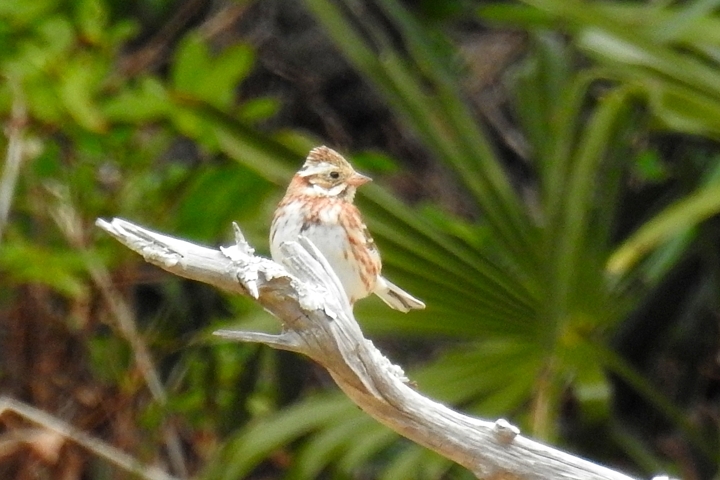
(269, 146, 425, 312)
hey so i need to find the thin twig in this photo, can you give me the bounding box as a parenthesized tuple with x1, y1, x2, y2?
(0, 396, 177, 480)
(0, 79, 27, 242)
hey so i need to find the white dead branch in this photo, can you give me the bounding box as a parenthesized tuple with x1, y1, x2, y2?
(96, 217, 666, 480)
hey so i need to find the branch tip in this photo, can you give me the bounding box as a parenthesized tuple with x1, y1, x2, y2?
(231, 221, 254, 255)
(213, 329, 301, 352)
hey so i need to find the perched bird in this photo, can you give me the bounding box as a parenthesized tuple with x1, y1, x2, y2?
(270, 146, 425, 312)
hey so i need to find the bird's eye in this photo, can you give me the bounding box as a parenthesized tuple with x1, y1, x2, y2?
(329, 171, 340, 179)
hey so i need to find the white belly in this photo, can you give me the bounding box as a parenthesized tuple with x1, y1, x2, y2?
(270, 203, 370, 302)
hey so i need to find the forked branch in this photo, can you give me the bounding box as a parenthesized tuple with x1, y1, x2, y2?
(97, 217, 652, 480)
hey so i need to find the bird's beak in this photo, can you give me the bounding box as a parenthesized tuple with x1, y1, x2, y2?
(347, 172, 372, 186)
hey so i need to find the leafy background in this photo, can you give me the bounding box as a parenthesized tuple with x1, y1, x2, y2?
(1, 0, 720, 479)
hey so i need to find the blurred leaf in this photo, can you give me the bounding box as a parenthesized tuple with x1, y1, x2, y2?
(173, 34, 212, 95)
(103, 76, 170, 122)
(172, 97, 299, 182)
(610, 423, 676, 476)
(0, 241, 87, 297)
(384, 446, 464, 480)
(336, 426, 399, 474)
(59, 55, 108, 132)
(479, 3, 555, 27)
(608, 181, 720, 274)
(201, 395, 355, 480)
(0, 0, 58, 26)
(351, 150, 399, 174)
(203, 43, 254, 107)
(646, 82, 720, 137)
(633, 150, 667, 183)
(286, 414, 379, 479)
(74, 0, 107, 45)
(87, 335, 131, 384)
(172, 34, 255, 109)
(174, 163, 273, 240)
(3, 15, 75, 79)
(238, 96, 281, 123)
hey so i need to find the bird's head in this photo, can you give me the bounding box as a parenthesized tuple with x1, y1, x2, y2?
(295, 146, 371, 201)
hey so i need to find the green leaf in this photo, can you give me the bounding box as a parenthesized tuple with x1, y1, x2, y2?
(350, 150, 399, 174)
(102, 76, 170, 122)
(59, 55, 108, 132)
(74, 0, 107, 45)
(0, 0, 58, 26)
(608, 181, 720, 274)
(0, 241, 87, 297)
(201, 395, 355, 480)
(172, 34, 211, 95)
(200, 43, 254, 107)
(174, 163, 273, 240)
(633, 150, 667, 183)
(287, 415, 378, 480)
(170, 96, 300, 183)
(647, 82, 720, 137)
(238, 96, 280, 123)
(172, 34, 254, 108)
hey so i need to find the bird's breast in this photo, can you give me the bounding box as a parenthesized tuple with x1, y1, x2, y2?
(269, 199, 376, 302)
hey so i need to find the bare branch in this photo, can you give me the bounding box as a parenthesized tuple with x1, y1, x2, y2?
(97, 217, 660, 480)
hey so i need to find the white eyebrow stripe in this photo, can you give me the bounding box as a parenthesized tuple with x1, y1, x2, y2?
(298, 162, 336, 177)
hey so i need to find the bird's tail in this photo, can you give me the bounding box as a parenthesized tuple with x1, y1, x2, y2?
(374, 276, 426, 312)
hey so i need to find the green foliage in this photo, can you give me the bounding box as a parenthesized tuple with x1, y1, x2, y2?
(0, 0, 289, 477)
(483, 0, 720, 138)
(173, 34, 255, 109)
(0, 240, 87, 297)
(609, 169, 720, 274)
(205, 0, 720, 478)
(2, 0, 720, 478)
